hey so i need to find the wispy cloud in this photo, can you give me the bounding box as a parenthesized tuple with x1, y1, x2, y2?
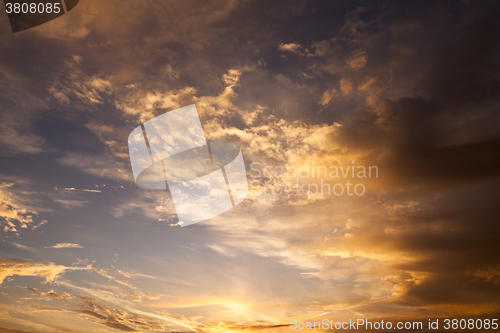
(45, 243, 83, 249)
(0, 257, 88, 284)
(87, 264, 136, 289)
(23, 287, 73, 300)
(278, 42, 304, 55)
(11, 242, 38, 252)
(0, 179, 46, 234)
(54, 199, 88, 209)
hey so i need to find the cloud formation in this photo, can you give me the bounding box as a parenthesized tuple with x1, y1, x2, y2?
(45, 243, 83, 249)
(0, 258, 84, 284)
(0, 0, 500, 332)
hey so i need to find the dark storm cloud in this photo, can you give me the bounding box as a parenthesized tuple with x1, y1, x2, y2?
(319, 2, 500, 187)
(320, 3, 500, 310)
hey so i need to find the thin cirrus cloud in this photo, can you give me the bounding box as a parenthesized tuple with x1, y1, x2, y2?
(44, 243, 83, 249)
(10, 242, 38, 252)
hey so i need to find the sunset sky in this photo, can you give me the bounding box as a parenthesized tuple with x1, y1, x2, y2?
(1, 1, 500, 332)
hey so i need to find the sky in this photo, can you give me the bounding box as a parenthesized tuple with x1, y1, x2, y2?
(1, 0, 500, 332)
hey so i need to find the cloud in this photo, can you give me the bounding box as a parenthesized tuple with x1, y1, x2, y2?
(345, 49, 367, 70)
(278, 42, 303, 55)
(319, 88, 337, 106)
(54, 199, 88, 210)
(0, 257, 87, 284)
(32, 297, 167, 332)
(339, 78, 354, 95)
(45, 243, 83, 249)
(1, 1, 500, 332)
(0, 328, 41, 333)
(10, 243, 37, 253)
(81, 189, 101, 193)
(0, 69, 48, 155)
(63, 188, 102, 193)
(0, 180, 45, 234)
(112, 190, 178, 224)
(87, 264, 136, 289)
(115, 86, 197, 123)
(23, 287, 73, 300)
(57, 153, 132, 182)
(0, 128, 46, 155)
